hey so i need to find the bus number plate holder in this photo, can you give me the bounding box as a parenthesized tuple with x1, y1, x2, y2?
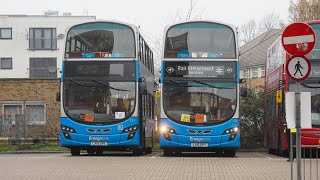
(191, 143, 208, 147)
(90, 142, 108, 146)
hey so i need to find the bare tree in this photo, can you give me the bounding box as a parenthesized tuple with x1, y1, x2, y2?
(240, 19, 257, 45)
(239, 13, 285, 46)
(151, 0, 202, 78)
(289, 0, 320, 22)
(258, 13, 282, 33)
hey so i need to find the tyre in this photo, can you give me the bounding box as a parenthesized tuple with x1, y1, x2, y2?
(87, 149, 95, 155)
(96, 149, 103, 155)
(174, 150, 182, 156)
(224, 149, 236, 157)
(71, 147, 81, 156)
(163, 149, 174, 156)
(133, 149, 143, 156)
(145, 147, 152, 154)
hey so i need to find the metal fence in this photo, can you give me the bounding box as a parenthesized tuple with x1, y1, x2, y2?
(289, 131, 320, 180)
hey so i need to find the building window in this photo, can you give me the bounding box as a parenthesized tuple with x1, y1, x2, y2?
(25, 103, 46, 125)
(29, 58, 57, 79)
(1, 58, 12, 69)
(2, 101, 46, 125)
(261, 67, 265, 77)
(0, 28, 12, 39)
(252, 67, 259, 78)
(240, 70, 244, 79)
(29, 28, 57, 50)
(3, 104, 23, 125)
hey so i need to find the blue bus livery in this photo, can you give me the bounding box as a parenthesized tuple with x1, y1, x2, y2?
(59, 21, 155, 156)
(160, 21, 240, 156)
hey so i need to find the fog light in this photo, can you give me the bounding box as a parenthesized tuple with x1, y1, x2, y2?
(127, 132, 136, 140)
(228, 134, 237, 141)
(163, 134, 172, 141)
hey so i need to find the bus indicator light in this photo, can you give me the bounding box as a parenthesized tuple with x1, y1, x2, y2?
(276, 90, 283, 104)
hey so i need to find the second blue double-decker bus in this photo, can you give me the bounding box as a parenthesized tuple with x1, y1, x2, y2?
(160, 20, 240, 156)
(59, 21, 155, 156)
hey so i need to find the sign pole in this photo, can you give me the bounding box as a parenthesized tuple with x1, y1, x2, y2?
(282, 22, 315, 180)
(295, 81, 301, 180)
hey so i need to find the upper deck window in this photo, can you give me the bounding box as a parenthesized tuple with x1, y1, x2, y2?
(164, 22, 236, 59)
(65, 22, 135, 58)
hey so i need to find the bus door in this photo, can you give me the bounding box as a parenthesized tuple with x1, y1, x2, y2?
(139, 78, 147, 147)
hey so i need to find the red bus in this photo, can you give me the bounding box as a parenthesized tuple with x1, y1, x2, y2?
(265, 21, 320, 155)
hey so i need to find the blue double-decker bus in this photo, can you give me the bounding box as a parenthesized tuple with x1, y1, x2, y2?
(59, 21, 155, 156)
(160, 20, 240, 156)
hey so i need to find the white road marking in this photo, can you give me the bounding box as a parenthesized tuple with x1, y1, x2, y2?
(0, 154, 66, 159)
(283, 35, 314, 45)
(150, 152, 162, 158)
(253, 152, 273, 159)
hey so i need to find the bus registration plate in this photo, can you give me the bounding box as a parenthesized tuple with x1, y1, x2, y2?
(90, 142, 108, 146)
(191, 143, 208, 147)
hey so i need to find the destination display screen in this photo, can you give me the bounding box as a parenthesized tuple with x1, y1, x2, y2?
(164, 61, 236, 79)
(64, 61, 135, 80)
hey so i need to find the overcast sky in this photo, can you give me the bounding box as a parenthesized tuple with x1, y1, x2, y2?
(1, 0, 290, 47)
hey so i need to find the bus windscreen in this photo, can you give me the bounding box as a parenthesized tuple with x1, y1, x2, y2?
(65, 22, 135, 58)
(164, 22, 236, 59)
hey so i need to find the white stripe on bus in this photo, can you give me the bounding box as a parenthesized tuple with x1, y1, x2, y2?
(283, 34, 314, 45)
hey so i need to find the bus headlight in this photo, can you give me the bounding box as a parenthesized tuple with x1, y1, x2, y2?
(160, 126, 168, 133)
(160, 126, 176, 134)
(61, 125, 77, 133)
(61, 125, 76, 140)
(223, 127, 239, 135)
(122, 125, 139, 140)
(223, 127, 239, 142)
(160, 126, 176, 141)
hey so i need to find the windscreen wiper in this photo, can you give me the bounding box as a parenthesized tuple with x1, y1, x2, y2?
(192, 80, 217, 88)
(168, 80, 191, 87)
(192, 80, 235, 89)
(68, 79, 86, 87)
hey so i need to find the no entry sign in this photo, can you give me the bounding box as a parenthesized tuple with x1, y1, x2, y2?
(286, 55, 311, 81)
(281, 23, 316, 56)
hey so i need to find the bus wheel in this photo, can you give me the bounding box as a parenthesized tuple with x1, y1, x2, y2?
(87, 149, 95, 155)
(133, 149, 143, 156)
(145, 147, 152, 154)
(174, 150, 182, 156)
(224, 149, 236, 157)
(163, 149, 173, 156)
(268, 148, 275, 155)
(71, 147, 81, 156)
(96, 149, 103, 155)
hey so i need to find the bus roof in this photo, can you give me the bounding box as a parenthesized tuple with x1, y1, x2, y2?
(66, 20, 139, 34)
(163, 20, 237, 35)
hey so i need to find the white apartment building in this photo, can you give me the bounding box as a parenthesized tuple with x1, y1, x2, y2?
(0, 15, 96, 79)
